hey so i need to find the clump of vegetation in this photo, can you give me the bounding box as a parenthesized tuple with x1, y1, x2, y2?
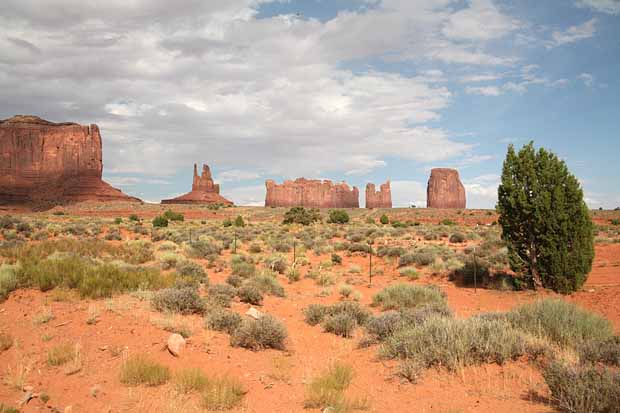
(237, 283, 263, 305)
(328, 209, 350, 224)
(507, 299, 613, 348)
(174, 367, 209, 393)
(163, 210, 184, 222)
(371, 284, 447, 312)
(207, 284, 236, 307)
(234, 215, 245, 227)
(578, 336, 620, 366)
(282, 207, 321, 225)
(380, 214, 389, 225)
(0, 332, 13, 352)
(152, 216, 168, 228)
(204, 307, 242, 334)
(119, 354, 170, 386)
(151, 287, 205, 314)
(303, 302, 371, 338)
(47, 343, 78, 366)
(449, 233, 465, 243)
(230, 315, 287, 350)
(304, 363, 367, 412)
(497, 142, 594, 293)
(201, 376, 246, 411)
(0, 264, 19, 302)
(543, 361, 620, 413)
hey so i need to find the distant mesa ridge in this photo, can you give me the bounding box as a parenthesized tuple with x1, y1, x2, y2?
(265, 178, 359, 208)
(161, 163, 233, 205)
(365, 180, 392, 209)
(0, 115, 140, 205)
(426, 168, 466, 209)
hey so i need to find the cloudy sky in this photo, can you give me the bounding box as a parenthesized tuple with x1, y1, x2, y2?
(1, 0, 618, 208)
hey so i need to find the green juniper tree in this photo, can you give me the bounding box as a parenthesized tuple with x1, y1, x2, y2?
(497, 142, 594, 293)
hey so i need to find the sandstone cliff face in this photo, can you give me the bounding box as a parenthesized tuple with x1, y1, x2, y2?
(0, 115, 139, 204)
(365, 181, 392, 208)
(162, 164, 233, 205)
(265, 178, 359, 208)
(426, 168, 466, 209)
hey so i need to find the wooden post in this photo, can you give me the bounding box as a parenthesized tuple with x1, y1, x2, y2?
(233, 231, 237, 254)
(293, 240, 296, 265)
(473, 247, 477, 294)
(369, 246, 373, 286)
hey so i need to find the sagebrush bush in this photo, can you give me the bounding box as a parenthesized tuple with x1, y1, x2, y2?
(175, 367, 209, 393)
(323, 313, 358, 338)
(237, 284, 263, 305)
(579, 336, 620, 366)
(151, 287, 205, 314)
(381, 316, 526, 371)
(176, 260, 208, 283)
(0, 264, 19, 302)
(207, 284, 237, 307)
(152, 216, 168, 228)
(507, 299, 613, 348)
(282, 207, 321, 225)
(249, 274, 285, 297)
(204, 307, 242, 334)
(371, 284, 447, 312)
(265, 254, 288, 274)
(543, 361, 620, 413)
(120, 354, 170, 386)
(201, 376, 246, 411)
(231, 255, 256, 278)
(304, 363, 366, 412)
(230, 315, 287, 350)
(449, 233, 466, 243)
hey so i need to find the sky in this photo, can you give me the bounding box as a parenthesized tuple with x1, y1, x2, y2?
(0, 0, 618, 208)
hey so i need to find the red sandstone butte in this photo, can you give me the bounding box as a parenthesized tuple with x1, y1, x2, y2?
(265, 178, 359, 208)
(426, 168, 466, 209)
(0, 115, 139, 204)
(161, 164, 233, 205)
(365, 180, 392, 208)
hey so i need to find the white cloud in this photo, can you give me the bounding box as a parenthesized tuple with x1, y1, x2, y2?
(463, 174, 500, 208)
(466, 86, 502, 96)
(547, 18, 597, 48)
(576, 0, 620, 15)
(221, 184, 265, 206)
(390, 180, 427, 208)
(442, 0, 520, 41)
(578, 72, 595, 87)
(216, 170, 261, 182)
(459, 73, 502, 83)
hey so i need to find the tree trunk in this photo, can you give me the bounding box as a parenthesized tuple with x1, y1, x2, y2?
(530, 240, 542, 289)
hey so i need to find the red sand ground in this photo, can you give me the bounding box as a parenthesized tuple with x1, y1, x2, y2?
(0, 206, 619, 412)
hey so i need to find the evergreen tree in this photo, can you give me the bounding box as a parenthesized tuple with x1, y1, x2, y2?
(497, 142, 594, 293)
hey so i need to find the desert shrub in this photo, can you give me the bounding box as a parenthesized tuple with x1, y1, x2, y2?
(338, 283, 353, 299)
(47, 343, 78, 366)
(380, 214, 389, 225)
(230, 315, 287, 350)
(286, 267, 300, 283)
(17, 256, 170, 299)
(507, 299, 613, 348)
(610, 219, 620, 226)
(372, 284, 447, 312)
(328, 209, 350, 224)
(454, 257, 491, 286)
(226, 274, 243, 287)
(152, 216, 168, 228)
(304, 363, 366, 412)
(304, 304, 330, 326)
(204, 308, 242, 334)
(231, 256, 256, 278)
(323, 313, 358, 338)
(237, 284, 263, 305)
(207, 284, 236, 307)
(0, 332, 13, 352)
(151, 287, 205, 314)
(176, 260, 208, 283)
(449, 233, 466, 243)
(120, 354, 170, 386)
(0, 264, 19, 302)
(121, 240, 154, 264)
(398, 252, 432, 267)
(249, 242, 262, 253)
(376, 246, 405, 258)
(234, 215, 245, 227)
(201, 376, 246, 411)
(347, 243, 371, 254)
(398, 267, 418, 279)
(114, 217, 123, 225)
(579, 336, 620, 366)
(163, 210, 184, 222)
(441, 219, 456, 226)
(191, 239, 223, 257)
(159, 251, 180, 270)
(129, 214, 140, 222)
(543, 361, 620, 413)
(249, 274, 285, 297)
(282, 207, 321, 225)
(105, 229, 122, 241)
(381, 316, 525, 370)
(365, 304, 452, 342)
(175, 367, 209, 393)
(331, 253, 342, 265)
(0, 404, 19, 413)
(264, 254, 288, 274)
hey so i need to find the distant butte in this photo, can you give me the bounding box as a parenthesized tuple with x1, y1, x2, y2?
(0, 115, 140, 205)
(161, 164, 233, 205)
(365, 180, 392, 208)
(265, 178, 359, 208)
(426, 168, 466, 209)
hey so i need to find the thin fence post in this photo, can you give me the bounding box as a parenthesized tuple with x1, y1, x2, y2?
(473, 247, 477, 294)
(293, 240, 296, 265)
(233, 231, 237, 254)
(369, 246, 373, 286)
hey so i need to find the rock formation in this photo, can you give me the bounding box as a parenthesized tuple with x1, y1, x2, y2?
(162, 164, 233, 205)
(265, 178, 359, 208)
(365, 181, 392, 208)
(0, 115, 139, 204)
(426, 168, 466, 209)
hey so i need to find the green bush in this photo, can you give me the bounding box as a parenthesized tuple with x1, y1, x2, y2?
(176, 260, 208, 283)
(237, 284, 263, 305)
(331, 253, 342, 265)
(454, 257, 491, 286)
(230, 315, 287, 350)
(579, 336, 620, 366)
(507, 299, 613, 348)
(152, 216, 169, 228)
(372, 284, 447, 312)
(129, 214, 140, 222)
(449, 233, 466, 243)
(205, 308, 242, 334)
(231, 256, 256, 278)
(497, 142, 594, 293)
(264, 254, 288, 274)
(543, 361, 620, 413)
(322, 313, 358, 338)
(381, 316, 525, 371)
(327, 209, 350, 224)
(120, 354, 170, 386)
(207, 284, 236, 307)
(0, 264, 19, 302)
(151, 287, 205, 314)
(282, 207, 321, 225)
(163, 210, 184, 222)
(303, 301, 371, 335)
(380, 214, 389, 225)
(234, 216, 245, 227)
